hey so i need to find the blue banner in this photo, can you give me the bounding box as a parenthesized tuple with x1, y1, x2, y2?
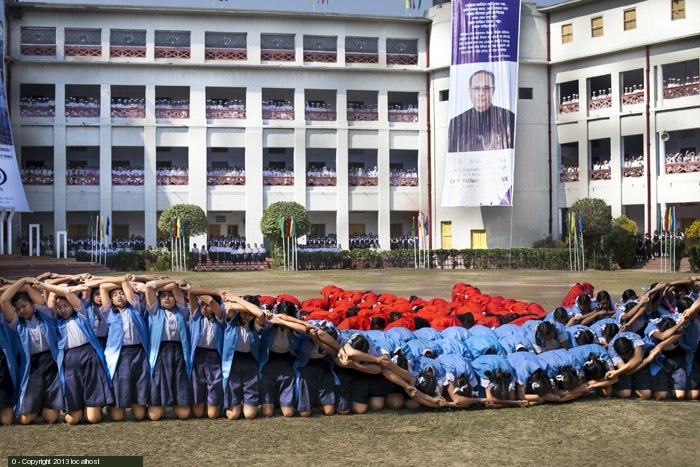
(443, 0, 521, 207)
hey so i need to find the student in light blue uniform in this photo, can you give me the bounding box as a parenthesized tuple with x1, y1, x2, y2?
(526, 321, 569, 354)
(436, 353, 481, 408)
(0, 304, 22, 425)
(84, 287, 108, 348)
(440, 325, 471, 342)
(384, 326, 415, 342)
(567, 343, 616, 396)
(404, 337, 443, 359)
(433, 337, 472, 359)
(1, 278, 62, 425)
(493, 324, 524, 339)
(144, 280, 192, 421)
(565, 324, 596, 348)
(499, 332, 534, 354)
(536, 349, 587, 401)
(465, 334, 506, 358)
(506, 351, 557, 405)
(414, 327, 441, 341)
(591, 318, 619, 347)
(467, 325, 498, 340)
(334, 332, 386, 414)
(470, 354, 522, 408)
(606, 331, 653, 399)
(544, 307, 573, 327)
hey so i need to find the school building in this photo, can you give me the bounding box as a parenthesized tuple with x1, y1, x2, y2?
(7, 0, 700, 251)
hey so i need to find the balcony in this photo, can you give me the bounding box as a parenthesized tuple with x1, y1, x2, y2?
(349, 176, 378, 187)
(307, 176, 337, 186)
(390, 177, 418, 187)
(155, 99, 190, 119)
(558, 101, 579, 114)
(305, 108, 336, 121)
(348, 109, 378, 121)
(21, 168, 54, 185)
(589, 169, 611, 181)
(386, 39, 418, 66)
(111, 102, 145, 118)
(261, 34, 295, 62)
(388, 108, 418, 123)
(559, 171, 579, 183)
(345, 37, 378, 64)
(665, 161, 700, 174)
(154, 31, 191, 59)
(20, 28, 56, 57)
(207, 175, 246, 186)
(262, 108, 294, 120)
(622, 90, 644, 106)
(623, 166, 644, 178)
(157, 174, 189, 186)
(67, 168, 99, 186)
(20, 97, 55, 118)
(588, 97, 612, 111)
(205, 32, 247, 61)
(263, 176, 294, 186)
(206, 108, 246, 120)
(66, 98, 100, 118)
(112, 168, 144, 186)
(64, 29, 102, 58)
(663, 82, 700, 100)
(110, 30, 147, 58)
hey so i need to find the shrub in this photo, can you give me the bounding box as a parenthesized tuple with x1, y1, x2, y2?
(157, 204, 208, 237)
(569, 198, 612, 269)
(603, 215, 638, 269)
(532, 235, 565, 249)
(685, 220, 700, 242)
(688, 245, 700, 273)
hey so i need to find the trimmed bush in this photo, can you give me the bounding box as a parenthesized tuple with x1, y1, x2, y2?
(689, 245, 700, 273)
(76, 250, 196, 272)
(603, 215, 638, 269)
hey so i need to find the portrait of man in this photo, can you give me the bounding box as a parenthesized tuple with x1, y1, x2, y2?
(447, 70, 515, 152)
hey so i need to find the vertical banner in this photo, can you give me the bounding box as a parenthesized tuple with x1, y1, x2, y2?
(0, 19, 30, 212)
(442, 0, 521, 207)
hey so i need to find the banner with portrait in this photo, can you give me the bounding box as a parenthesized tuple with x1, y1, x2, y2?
(0, 18, 30, 212)
(442, 0, 521, 207)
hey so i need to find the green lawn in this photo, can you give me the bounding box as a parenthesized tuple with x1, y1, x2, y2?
(2, 269, 696, 466)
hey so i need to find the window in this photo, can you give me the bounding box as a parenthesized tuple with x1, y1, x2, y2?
(672, 0, 685, 20)
(561, 24, 573, 44)
(439, 90, 449, 101)
(591, 16, 604, 37)
(519, 87, 533, 99)
(623, 9, 637, 30)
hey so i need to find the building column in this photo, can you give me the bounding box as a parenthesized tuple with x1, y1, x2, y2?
(294, 87, 307, 205)
(610, 117, 622, 218)
(418, 88, 430, 246)
(188, 83, 207, 247)
(144, 84, 157, 247)
(378, 128, 390, 250)
(336, 128, 349, 250)
(100, 84, 113, 247)
(246, 127, 264, 245)
(53, 83, 66, 235)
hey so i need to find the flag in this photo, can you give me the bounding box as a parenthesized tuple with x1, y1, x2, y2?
(411, 217, 416, 238)
(100, 216, 105, 238)
(292, 216, 297, 237)
(667, 208, 672, 232)
(284, 217, 291, 238)
(88, 216, 94, 238)
(424, 215, 429, 237)
(405, 0, 409, 9)
(106, 216, 110, 236)
(278, 217, 285, 237)
(288, 217, 294, 238)
(172, 218, 177, 239)
(418, 0, 422, 8)
(180, 217, 185, 238)
(670, 207, 675, 232)
(578, 212, 583, 233)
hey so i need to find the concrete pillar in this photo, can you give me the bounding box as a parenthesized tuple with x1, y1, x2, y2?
(144, 84, 157, 248)
(293, 127, 306, 205)
(378, 128, 390, 250)
(610, 117, 622, 218)
(53, 123, 67, 234)
(336, 128, 349, 250)
(100, 84, 112, 246)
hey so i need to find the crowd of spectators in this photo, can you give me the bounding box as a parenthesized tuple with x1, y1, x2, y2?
(623, 155, 645, 168)
(263, 167, 294, 185)
(112, 166, 145, 185)
(20, 167, 54, 185)
(306, 166, 336, 182)
(560, 162, 579, 173)
(156, 166, 189, 185)
(623, 85, 645, 95)
(560, 94, 580, 104)
(155, 98, 189, 109)
(66, 166, 100, 185)
(664, 76, 700, 89)
(591, 160, 611, 171)
(205, 99, 245, 110)
(590, 88, 612, 100)
(297, 234, 341, 252)
(263, 100, 293, 111)
(347, 103, 378, 113)
(207, 166, 246, 185)
(19, 96, 55, 117)
(388, 104, 417, 114)
(305, 102, 333, 112)
(390, 234, 417, 250)
(20, 235, 147, 256)
(349, 233, 380, 250)
(110, 97, 145, 110)
(666, 150, 699, 164)
(390, 168, 418, 186)
(191, 236, 268, 265)
(65, 96, 100, 117)
(350, 166, 378, 178)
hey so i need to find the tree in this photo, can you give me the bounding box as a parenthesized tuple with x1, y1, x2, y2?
(569, 198, 612, 269)
(685, 220, 700, 243)
(260, 201, 311, 242)
(157, 204, 208, 237)
(603, 215, 638, 269)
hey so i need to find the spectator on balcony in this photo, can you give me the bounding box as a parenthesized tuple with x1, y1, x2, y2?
(21, 166, 54, 185)
(20, 96, 56, 117)
(448, 70, 515, 152)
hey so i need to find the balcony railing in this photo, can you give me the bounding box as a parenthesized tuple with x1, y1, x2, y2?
(20, 104, 55, 118)
(663, 83, 700, 100)
(112, 174, 144, 185)
(305, 110, 336, 121)
(262, 109, 294, 120)
(154, 47, 190, 59)
(303, 51, 337, 63)
(348, 111, 378, 122)
(20, 44, 56, 56)
(261, 50, 295, 62)
(207, 175, 246, 186)
(390, 177, 418, 187)
(623, 167, 644, 178)
(110, 46, 147, 58)
(559, 171, 579, 183)
(388, 111, 418, 123)
(588, 97, 612, 111)
(205, 48, 247, 61)
(157, 175, 189, 185)
(349, 176, 378, 187)
(622, 91, 644, 106)
(307, 176, 337, 186)
(64, 45, 102, 58)
(67, 174, 99, 186)
(387, 54, 418, 65)
(590, 169, 611, 181)
(111, 106, 145, 118)
(665, 161, 700, 174)
(558, 102, 579, 114)
(66, 105, 100, 118)
(345, 52, 378, 64)
(155, 107, 190, 119)
(206, 108, 246, 120)
(21, 173, 54, 185)
(263, 176, 294, 186)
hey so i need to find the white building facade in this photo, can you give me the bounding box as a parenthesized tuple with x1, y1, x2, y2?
(7, 0, 699, 251)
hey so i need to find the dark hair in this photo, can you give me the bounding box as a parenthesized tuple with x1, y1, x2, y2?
(416, 371, 437, 396)
(575, 330, 595, 346)
(676, 297, 693, 314)
(388, 311, 403, 323)
(299, 311, 311, 320)
(583, 356, 606, 381)
(274, 301, 297, 317)
(89, 287, 100, 300)
(595, 291, 611, 303)
(526, 369, 551, 397)
(320, 324, 339, 343)
(621, 289, 638, 303)
(409, 295, 420, 302)
(390, 348, 408, 370)
(453, 376, 472, 396)
(555, 367, 579, 391)
(613, 337, 634, 360)
(656, 316, 676, 333)
(370, 317, 386, 330)
(243, 295, 261, 307)
(489, 370, 511, 400)
(648, 283, 661, 303)
(602, 323, 619, 342)
(345, 307, 360, 318)
(347, 334, 370, 353)
(11, 292, 32, 308)
(576, 294, 592, 312)
(552, 307, 569, 325)
(457, 312, 475, 329)
(536, 321, 556, 344)
(413, 317, 431, 330)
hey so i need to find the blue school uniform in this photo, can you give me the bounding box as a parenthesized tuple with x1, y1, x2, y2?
(440, 326, 471, 342)
(56, 305, 114, 412)
(189, 305, 225, 407)
(0, 314, 21, 408)
(222, 313, 264, 408)
(592, 317, 619, 344)
(607, 331, 653, 392)
(414, 327, 442, 341)
(104, 300, 150, 408)
(10, 305, 63, 416)
(465, 334, 506, 358)
(259, 324, 301, 409)
(85, 299, 109, 346)
(384, 327, 415, 342)
(506, 352, 549, 387)
(362, 330, 386, 343)
(467, 325, 498, 339)
(437, 354, 478, 393)
(566, 324, 595, 348)
(293, 320, 338, 412)
(148, 303, 192, 407)
(607, 332, 649, 367)
(470, 355, 516, 397)
(499, 333, 534, 354)
(412, 356, 447, 397)
(493, 324, 524, 339)
(614, 306, 647, 335)
(404, 337, 443, 358)
(433, 338, 472, 359)
(520, 319, 542, 334)
(526, 321, 568, 354)
(567, 344, 614, 372)
(536, 349, 583, 380)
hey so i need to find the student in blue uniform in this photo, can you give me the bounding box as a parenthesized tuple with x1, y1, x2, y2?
(334, 332, 387, 414)
(99, 279, 150, 422)
(222, 293, 268, 420)
(83, 287, 108, 348)
(565, 324, 596, 348)
(536, 349, 588, 402)
(470, 354, 525, 408)
(606, 332, 654, 399)
(526, 321, 569, 354)
(0, 306, 21, 425)
(367, 336, 412, 410)
(465, 333, 506, 358)
(591, 318, 619, 348)
(436, 353, 482, 408)
(186, 287, 225, 419)
(440, 325, 471, 342)
(506, 351, 558, 405)
(567, 343, 617, 397)
(41, 282, 113, 424)
(1, 278, 62, 425)
(144, 280, 192, 421)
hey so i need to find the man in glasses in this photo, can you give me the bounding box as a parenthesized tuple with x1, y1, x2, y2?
(448, 70, 515, 152)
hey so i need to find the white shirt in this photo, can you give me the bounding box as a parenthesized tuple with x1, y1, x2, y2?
(234, 324, 251, 352)
(270, 327, 292, 353)
(114, 304, 142, 346)
(9, 309, 50, 354)
(197, 312, 223, 349)
(65, 317, 89, 349)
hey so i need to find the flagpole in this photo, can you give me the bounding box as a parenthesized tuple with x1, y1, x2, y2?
(282, 234, 287, 271)
(294, 235, 298, 272)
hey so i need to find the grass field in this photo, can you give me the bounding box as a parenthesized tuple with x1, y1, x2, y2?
(2, 268, 697, 467)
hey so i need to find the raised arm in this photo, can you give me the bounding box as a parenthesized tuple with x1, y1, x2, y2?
(198, 295, 223, 320)
(99, 282, 122, 312)
(39, 282, 83, 310)
(619, 295, 650, 331)
(0, 278, 27, 322)
(606, 346, 645, 379)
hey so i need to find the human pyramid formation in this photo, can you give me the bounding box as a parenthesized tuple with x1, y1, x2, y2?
(1, 273, 699, 427)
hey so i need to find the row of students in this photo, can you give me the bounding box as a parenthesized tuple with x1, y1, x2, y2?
(1, 274, 699, 426)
